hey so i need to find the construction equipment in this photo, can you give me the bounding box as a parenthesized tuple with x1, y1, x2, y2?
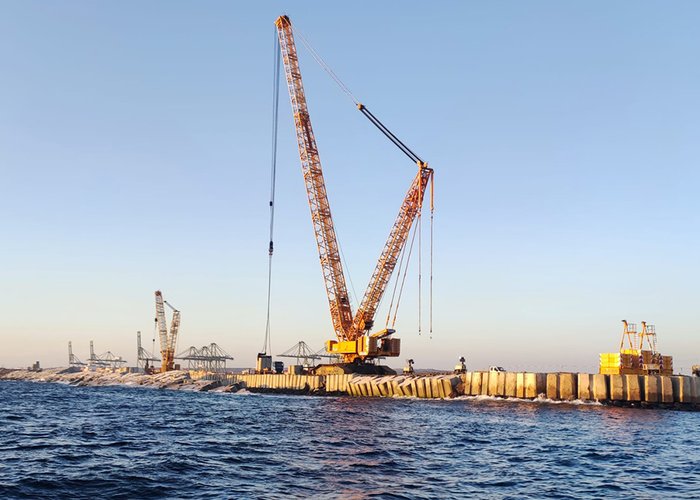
(68, 341, 85, 367)
(136, 330, 160, 373)
(600, 320, 673, 375)
(255, 353, 273, 374)
(403, 358, 415, 375)
(176, 343, 233, 373)
(86, 340, 126, 370)
(274, 15, 434, 373)
(155, 290, 181, 372)
(277, 341, 322, 370)
(454, 356, 467, 374)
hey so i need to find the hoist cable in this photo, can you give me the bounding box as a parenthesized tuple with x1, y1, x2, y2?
(295, 24, 424, 167)
(418, 206, 422, 336)
(338, 239, 358, 309)
(385, 233, 409, 328)
(295, 26, 359, 106)
(429, 174, 434, 338)
(391, 218, 420, 328)
(263, 30, 281, 355)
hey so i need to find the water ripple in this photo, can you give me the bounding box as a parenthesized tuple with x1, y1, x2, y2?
(1, 381, 699, 498)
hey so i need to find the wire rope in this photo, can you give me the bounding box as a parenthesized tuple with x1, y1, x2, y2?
(263, 29, 281, 355)
(391, 219, 420, 328)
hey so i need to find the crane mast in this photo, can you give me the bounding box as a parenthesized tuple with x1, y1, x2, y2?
(275, 15, 433, 365)
(155, 290, 177, 372)
(165, 300, 181, 357)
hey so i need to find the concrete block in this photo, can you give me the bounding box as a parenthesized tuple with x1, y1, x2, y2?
(592, 374, 609, 401)
(432, 377, 445, 398)
(497, 372, 506, 396)
(413, 378, 424, 398)
(409, 379, 419, 397)
(345, 375, 353, 392)
(435, 377, 445, 398)
(610, 374, 625, 401)
(660, 376, 674, 403)
(546, 373, 559, 399)
(505, 373, 517, 397)
(375, 379, 388, 397)
(425, 377, 440, 399)
(625, 375, 641, 401)
(536, 373, 547, 396)
(523, 373, 539, 398)
(577, 374, 592, 400)
(671, 376, 692, 404)
(353, 382, 363, 397)
(471, 372, 482, 396)
(559, 373, 577, 400)
(691, 377, 700, 404)
(365, 378, 377, 397)
(389, 379, 401, 397)
(645, 375, 660, 403)
(424, 377, 433, 398)
(333, 375, 340, 393)
(462, 372, 472, 395)
(516, 372, 525, 398)
(487, 372, 499, 396)
(398, 378, 412, 397)
(480, 373, 491, 396)
(442, 377, 454, 398)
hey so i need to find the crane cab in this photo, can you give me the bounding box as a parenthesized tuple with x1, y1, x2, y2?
(326, 334, 401, 363)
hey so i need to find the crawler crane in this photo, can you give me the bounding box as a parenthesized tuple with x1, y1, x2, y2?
(155, 290, 181, 372)
(275, 16, 434, 374)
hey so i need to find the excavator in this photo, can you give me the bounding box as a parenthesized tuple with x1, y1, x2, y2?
(155, 290, 180, 372)
(274, 16, 434, 375)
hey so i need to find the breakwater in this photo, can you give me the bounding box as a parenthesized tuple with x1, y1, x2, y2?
(223, 371, 700, 408)
(2, 368, 698, 409)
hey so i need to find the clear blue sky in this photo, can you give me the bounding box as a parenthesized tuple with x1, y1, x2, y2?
(1, 1, 698, 372)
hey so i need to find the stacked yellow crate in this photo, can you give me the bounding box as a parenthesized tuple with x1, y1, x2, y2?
(599, 352, 622, 374)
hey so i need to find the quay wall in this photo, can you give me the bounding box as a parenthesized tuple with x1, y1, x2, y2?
(225, 371, 700, 409)
(2, 368, 698, 409)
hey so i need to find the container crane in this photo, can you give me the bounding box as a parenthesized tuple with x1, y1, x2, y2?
(274, 15, 434, 373)
(155, 290, 181, 372)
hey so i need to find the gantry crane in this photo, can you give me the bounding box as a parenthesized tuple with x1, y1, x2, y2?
(275, 16, 434, 372)
(155, 290, 181, 372)
(68, 341, 85, 367)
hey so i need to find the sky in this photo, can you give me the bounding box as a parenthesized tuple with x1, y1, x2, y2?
(0, 1, 698, 372)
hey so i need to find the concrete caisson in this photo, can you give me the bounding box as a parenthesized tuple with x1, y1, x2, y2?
(592, 374, 609, 401)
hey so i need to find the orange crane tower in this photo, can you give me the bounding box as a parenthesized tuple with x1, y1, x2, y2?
(275, 15, 433, 369)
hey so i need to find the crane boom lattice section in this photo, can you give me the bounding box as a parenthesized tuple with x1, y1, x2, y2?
(352, 165, 433, 337)
(276, 16, 353, 341)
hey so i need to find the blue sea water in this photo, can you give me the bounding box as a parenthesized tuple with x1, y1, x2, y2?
(0, 381, 698, 499)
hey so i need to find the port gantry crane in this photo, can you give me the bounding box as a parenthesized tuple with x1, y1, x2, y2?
(275, 16, 434, 374)
(155, 290, 181, 372)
